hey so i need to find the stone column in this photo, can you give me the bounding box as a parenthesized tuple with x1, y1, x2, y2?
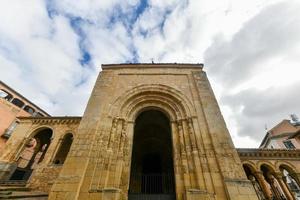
(254, 172, 272, 200)
(113, 119, 127, 188)
(186, 118, 206, 191)
(181, 119, 197, 187)
(275, 173, 295, 200)
(171, 121, 184, 200)
(176, 120, 191, 190)
(12, 137, 31, 161)
(267, 175, 284, 200)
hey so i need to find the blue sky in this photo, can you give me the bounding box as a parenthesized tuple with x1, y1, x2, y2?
(0, 0, 300, 147)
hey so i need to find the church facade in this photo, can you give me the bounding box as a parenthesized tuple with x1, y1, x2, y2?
(0, 63, 300, 200)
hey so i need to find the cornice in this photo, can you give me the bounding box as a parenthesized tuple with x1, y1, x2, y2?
(17, 116, 82, 125)
(102, 63, 204, 70)
(237, 148, 300, 160)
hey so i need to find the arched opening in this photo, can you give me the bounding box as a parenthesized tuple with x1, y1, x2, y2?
(129, 110, 175, 199)
(10, 128, 52, 181)
(243, 164, 265, 200)
(53, 133, 73, 165)
(280, 165, 300, 199)
(261, 164, 286, 200)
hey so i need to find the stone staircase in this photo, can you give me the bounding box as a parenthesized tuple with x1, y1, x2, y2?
(0, 181, 48, 199)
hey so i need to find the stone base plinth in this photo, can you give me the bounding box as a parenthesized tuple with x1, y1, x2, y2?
(98, 188, 121, 200)
(186, 189, 215, 200)
(224, 179, 259, 200)
(0, 161, 17, 180)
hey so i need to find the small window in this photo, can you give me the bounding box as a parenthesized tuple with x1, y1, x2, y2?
(0, 89, 13, 101)
(35, 112, 44, 117)
(283, 140, 295, 150)
(2, 121, 19, 138)
(24, 105, 35, 115)
(11, 98, 24, 108)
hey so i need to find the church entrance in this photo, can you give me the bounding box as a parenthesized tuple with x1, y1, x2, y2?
(129, 110, 176, 200)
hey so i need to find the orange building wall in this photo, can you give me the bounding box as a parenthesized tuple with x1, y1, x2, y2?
(0, 81, 50, 155)
(0, 98, 31, 153)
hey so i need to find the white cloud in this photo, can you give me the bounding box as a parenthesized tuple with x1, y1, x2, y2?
(0, 0, 299, 148)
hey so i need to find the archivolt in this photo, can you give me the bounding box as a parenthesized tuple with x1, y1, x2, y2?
(109, 84, 195, 121)
(276, 161, 298, 173)
(242, 161, 258, 172)
(257, 161, 277, 173)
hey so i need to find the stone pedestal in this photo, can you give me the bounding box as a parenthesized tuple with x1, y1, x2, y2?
(100, 188, 121, 200)
(186, 189, 214, 200)
(224, 179, 258, 199)
(0, 161, 16, 180)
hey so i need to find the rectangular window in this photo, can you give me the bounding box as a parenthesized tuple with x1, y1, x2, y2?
(283, 140, 296, 150)
(2, 121, 19, 138)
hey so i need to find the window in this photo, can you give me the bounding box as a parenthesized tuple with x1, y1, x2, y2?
(24, 105, 35, 115)
(35, 112, 44, 117)
(283, 140, 295, 149)
(0, 89, 13, 101)
(11, 98, 24, 108)
(2, 121, 19, 138)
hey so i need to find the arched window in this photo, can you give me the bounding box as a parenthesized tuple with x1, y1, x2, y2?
(53, 133, 73, 165)
(280, 165, 300, 199)
(0, 89, 13, 101)
(11, 98, 24, 108)
(24, 105, 35, 115)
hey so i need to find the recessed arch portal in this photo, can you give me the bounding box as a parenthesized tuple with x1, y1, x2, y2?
(10, 128, 52, 181)
(109, 84, 196, 121)
(129, 109, 175, 199)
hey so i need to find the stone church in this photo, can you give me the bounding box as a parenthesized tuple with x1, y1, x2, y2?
(0, 63, 300, 200)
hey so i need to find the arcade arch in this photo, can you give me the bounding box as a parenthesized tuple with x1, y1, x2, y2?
(10, 128, 52, 180)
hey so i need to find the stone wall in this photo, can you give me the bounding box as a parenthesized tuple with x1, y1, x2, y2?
(49, 64, 258, 200)
(0, 117, 81, 192)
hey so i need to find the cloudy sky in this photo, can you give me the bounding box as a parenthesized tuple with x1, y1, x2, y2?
(0, 0, 299, 148)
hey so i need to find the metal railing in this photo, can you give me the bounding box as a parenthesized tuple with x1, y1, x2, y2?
(128, 194, 176, 200)
(129, 173, 175, 200)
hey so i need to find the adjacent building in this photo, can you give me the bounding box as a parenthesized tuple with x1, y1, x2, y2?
(0, 81, 50, 153)
(260, 116, 300, 150)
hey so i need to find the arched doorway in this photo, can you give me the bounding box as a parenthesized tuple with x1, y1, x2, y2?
(129, 110, 176, 200)
(10, 128, 52, 181)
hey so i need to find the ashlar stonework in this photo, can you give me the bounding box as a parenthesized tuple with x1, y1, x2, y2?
(48, 63, 257, 200)
(2, 64, 299, 200)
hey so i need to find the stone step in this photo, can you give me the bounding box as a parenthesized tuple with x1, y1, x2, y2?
(0, 186, 30, 191)
(0, 191, 12, 195)
(0, 180, 27, 187)
(0, 191, 48, 199)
